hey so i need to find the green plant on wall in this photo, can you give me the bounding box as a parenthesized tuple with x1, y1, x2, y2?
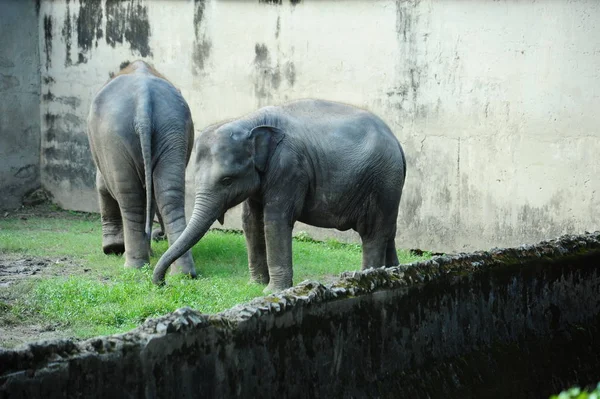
(551, 384, 600, 399)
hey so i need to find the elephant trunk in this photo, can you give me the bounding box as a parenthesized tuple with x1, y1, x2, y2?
(152, 191, 220, 285)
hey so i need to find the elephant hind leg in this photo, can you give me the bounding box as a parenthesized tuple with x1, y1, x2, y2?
(97, 172, 125, 255)
(116, 173, 150, 268)
(153, 158, 195, 277)
(120, 202, 150, 268)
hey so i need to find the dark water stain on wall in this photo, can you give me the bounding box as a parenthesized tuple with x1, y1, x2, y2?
(105, 0, 125, 47)
(192, 0, 211, 74)
(44, 113, 59, 142)
(42, 91, 55, 102)
(396, 0, 415, 43)
(104, 0, 152, 57)
(62, 0, 73, 67)
(290, 0, 302, 4)
(77, 0, 103, 63)
(43, 112, 95, 189)
(516, 194, 573, 242)
(253, 43, 270, 99)
(57, 95, 82, 109)
(253, 42, 296, 103)
(59, 0, 153, 63)
(254, 43, 269, 64)
(123, 1, 152, 57)
(43, 15, 53, 70)
(194, 0, 205, 33)
(193, 40, 211, 73)
(284, 61, 295, 86)
(253, 43, 280, 102)
(388, 0, 426, 119)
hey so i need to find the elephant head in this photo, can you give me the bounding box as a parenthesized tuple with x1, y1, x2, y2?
(152, 120, 283, 284)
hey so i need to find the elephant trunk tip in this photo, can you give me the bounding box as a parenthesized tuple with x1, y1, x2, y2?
(152, 274, 166, 286)
(152, 262, 168, 286)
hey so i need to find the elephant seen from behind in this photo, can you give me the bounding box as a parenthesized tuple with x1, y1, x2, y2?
(87, 60, 195, 276)
(153, 99, 406, 292)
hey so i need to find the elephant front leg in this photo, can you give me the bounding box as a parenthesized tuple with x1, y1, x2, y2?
(385, 237, 399, 266)
(97, 172, 124, 255)
(360, 235, 387, 270)
(242, 200, 269, 285)
(154, 160, 195, 277)
(263, 213, 294, 293)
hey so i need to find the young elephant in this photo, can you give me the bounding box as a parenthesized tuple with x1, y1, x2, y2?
(87, 60, 195, 276)
(152, 99, 406, 291)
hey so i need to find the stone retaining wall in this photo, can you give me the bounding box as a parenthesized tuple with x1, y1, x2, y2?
(2, 232, 600, 398)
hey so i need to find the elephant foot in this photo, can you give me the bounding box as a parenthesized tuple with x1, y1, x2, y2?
(152, 229, 166, 242)
(250, 273, 270, 285)
(262, 281, 291, 294)
(169, 265, 198, 278)
(124, 256, 149, 269)
(102, 233, 125, 255)
(169, 253, 197, 278)
(103, 239, 125, 256)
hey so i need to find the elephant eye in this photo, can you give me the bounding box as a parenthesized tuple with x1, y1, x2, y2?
(221, 177, 233, 186)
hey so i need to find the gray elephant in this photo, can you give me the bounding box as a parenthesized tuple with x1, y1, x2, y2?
(87, 60, 195, 276)
(152, 99, 406, 291)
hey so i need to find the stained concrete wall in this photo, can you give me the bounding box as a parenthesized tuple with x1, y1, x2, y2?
(2, 233, 600, 398)
(34, 0, 600, 252)
(0, 0, 41, 210)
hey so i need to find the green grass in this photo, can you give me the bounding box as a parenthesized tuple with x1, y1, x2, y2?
(0, 209, 431, 341)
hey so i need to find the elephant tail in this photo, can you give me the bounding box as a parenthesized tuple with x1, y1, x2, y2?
(134, 86, 154, 245)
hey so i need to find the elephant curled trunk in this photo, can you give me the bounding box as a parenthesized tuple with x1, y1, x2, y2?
(152, 192, 219, 285)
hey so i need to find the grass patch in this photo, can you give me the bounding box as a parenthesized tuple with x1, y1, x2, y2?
(0, 207, 432, 343)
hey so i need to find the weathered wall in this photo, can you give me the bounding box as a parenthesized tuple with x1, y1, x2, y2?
(2, 233, 600, 398)
(0, 0, 41, 210)
(37, 0, 600, 252)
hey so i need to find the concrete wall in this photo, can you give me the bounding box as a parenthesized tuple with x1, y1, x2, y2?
(2, 232, 600, 398)
(36, 0, 600, 252)
(0, 0, 41, 210)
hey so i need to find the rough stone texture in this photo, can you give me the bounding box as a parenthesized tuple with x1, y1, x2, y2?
(0, 0, 41, 210)
(2, 232, 600, 398)
(32, 0, 600, 252)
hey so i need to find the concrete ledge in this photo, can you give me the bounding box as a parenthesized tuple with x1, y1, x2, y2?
(2, 232, 600, 398)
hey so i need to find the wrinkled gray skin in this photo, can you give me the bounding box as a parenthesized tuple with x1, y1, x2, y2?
(87, 61, 195, 275)
(153, 99, 406, 292)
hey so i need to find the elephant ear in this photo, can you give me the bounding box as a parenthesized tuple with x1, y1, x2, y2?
(249, 125, 283, 172)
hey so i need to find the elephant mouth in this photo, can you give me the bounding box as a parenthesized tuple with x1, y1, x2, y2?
(217, 213, 225, 225)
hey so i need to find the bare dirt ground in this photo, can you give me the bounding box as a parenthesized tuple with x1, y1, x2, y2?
(0, 204, 93, 348)
(0, 254, 83, 348)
